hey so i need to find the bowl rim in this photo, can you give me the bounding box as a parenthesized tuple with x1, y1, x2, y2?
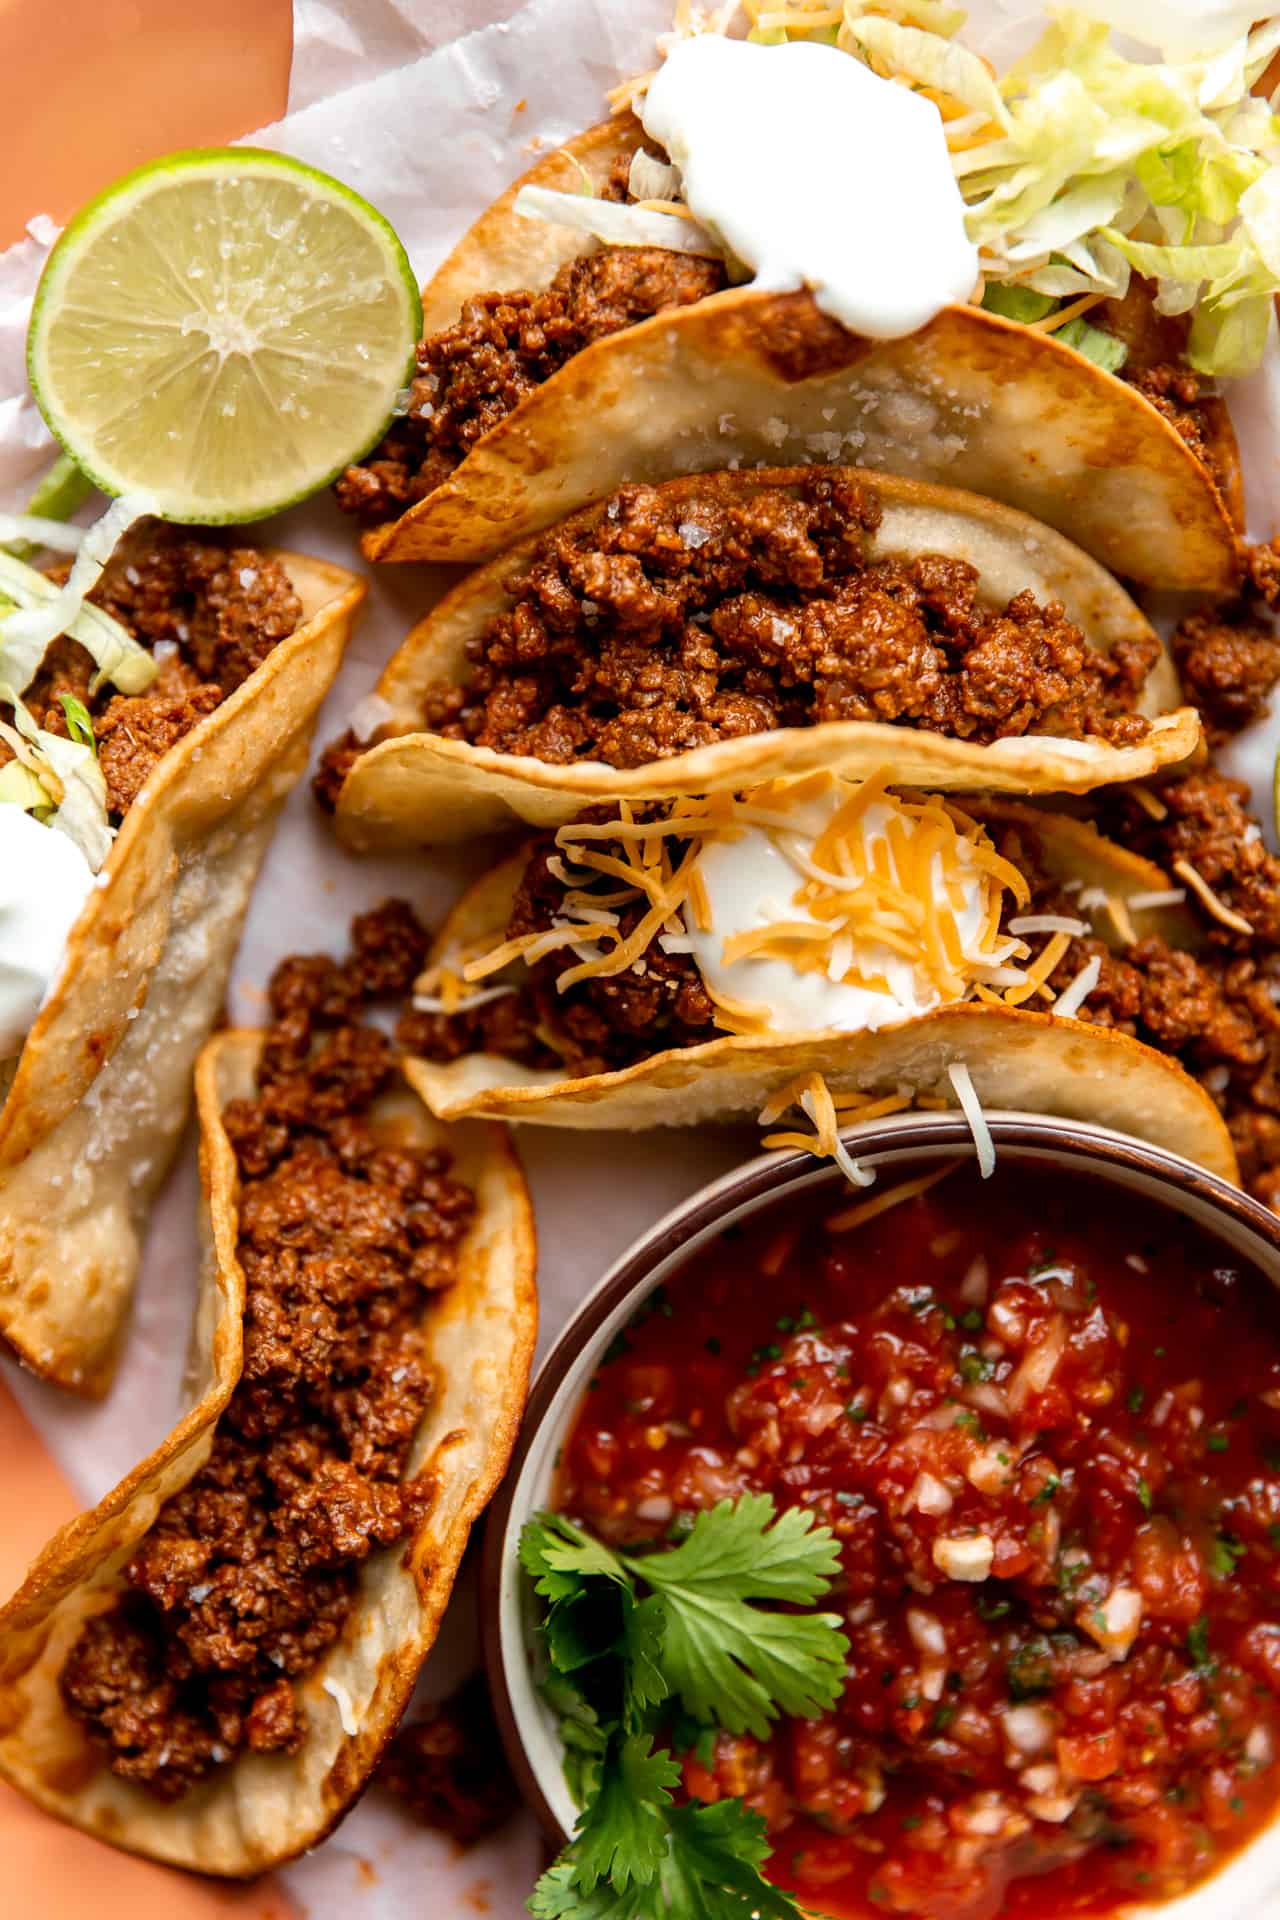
(482, 1109, 1280, 1872)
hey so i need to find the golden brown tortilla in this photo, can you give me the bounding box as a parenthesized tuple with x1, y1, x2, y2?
(359, 117, 1241, 589)
(334, 470, 1199, 852)
(399, 801, 1237, 1187)
(0, 554, 365, 1396)
(0, 1031, 537, 1875)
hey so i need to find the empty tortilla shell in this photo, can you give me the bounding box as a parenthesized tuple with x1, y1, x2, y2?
(361, 117, 1241, 588)
(334, 469, 1200, 851)
(400, 802, 1237, 1187)
(0, 1030, 537, 1876)
(0, 553, 365, 1396)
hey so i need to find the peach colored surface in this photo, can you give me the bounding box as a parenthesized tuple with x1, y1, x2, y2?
(0, 0, 293, 245)
(1, 5, 297, 1905)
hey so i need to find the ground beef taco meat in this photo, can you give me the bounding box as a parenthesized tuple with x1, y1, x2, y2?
(334, 246, 727, 526)
(0, 523, 301, 820)
(58, 903, 474, 1802)
(400, 473, 1155, 773)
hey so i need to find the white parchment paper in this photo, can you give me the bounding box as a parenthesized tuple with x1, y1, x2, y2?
(2, 1, 1280, 1913)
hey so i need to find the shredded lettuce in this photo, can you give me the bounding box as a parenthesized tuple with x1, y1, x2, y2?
(0, 685, 113, 870)
(0, 493, 159, 697)
(0, 452, 92, 564)
(1055, 315, 1128, 370)
(0, 546, 156, 699)
(680, 2, 1280, 377)
(0, 757, 51, 814)
(513, 183, 721, 257)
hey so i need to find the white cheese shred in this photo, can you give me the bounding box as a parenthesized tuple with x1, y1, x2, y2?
(1052, 954, 1102, 1021)
(322, 1674, 360, 1738)
(948, 1061, 995, 1179)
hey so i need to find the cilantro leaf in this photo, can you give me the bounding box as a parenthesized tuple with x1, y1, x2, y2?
(619, 1494, 847, 1738)
(622, 1593, 669, 1729)
(662, 1800, 802, 1917)
(627, 1492, 841, 1604)
(529, 1779, 806, 1919)
(521, 1514, 630, 1602)
(653, 1583, 846, 1739)
(539, 1672, 611, 1808)
(571, 1734, 680, 1893)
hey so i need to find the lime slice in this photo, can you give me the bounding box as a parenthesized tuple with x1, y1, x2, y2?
(27, 148, 422, 523)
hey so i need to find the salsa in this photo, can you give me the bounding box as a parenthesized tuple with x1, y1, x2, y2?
(554, 1164, 1280, 1919)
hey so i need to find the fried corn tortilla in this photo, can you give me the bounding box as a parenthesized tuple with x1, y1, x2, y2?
(334, 470, 1199, 851)
(0, 1031, 537, 1875)
(357, 118, 1241, 588)
(0, 554, 364, 1397)
(401, 800, 1236, 1187)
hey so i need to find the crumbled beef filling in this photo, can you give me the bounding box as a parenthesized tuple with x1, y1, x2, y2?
(0, 524, 301, 818)
(377, 1674, 518, 1843)
(997, 781, 1280, 1211)
(313, 726, 365, 811)
(411, 473, 1153, 767)
(59, 903, 474, 1802)
(399, 824, 718, 1078)
(334, 247, 726, 525)
(1102, 770, 1280, 947)
(1173, 605, 1280, 745)
(1093, 280, 1227, 493)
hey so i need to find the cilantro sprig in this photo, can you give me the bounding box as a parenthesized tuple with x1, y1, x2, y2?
(520, 1493, 848, 1918)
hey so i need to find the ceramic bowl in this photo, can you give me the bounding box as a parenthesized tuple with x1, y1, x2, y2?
(484, 1111, 1280, 1917)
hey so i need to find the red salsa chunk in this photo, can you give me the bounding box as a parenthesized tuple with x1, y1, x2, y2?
(554, 1166, 1280, 1919)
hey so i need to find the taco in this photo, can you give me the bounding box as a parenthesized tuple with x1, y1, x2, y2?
(0, 523, 365, 1395)
(0, 909, 536, 1875)
(332, 105, 1242, 587)
(324, 468, 1199, 850)
(394, 771, 1236, 1188)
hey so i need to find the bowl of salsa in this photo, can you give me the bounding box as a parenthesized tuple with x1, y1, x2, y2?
(485, 1111, 1280, 1920)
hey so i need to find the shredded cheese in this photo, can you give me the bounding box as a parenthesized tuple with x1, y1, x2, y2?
(1129, 784, 1169, 821)
(948, 1061, 995, 1179)
(827, 1159, 962, 1234)
(1052, 953, 1102, 1021)
(1172, 859, 1254, 936)
(461, 775, 1041, 1037)
(761, 1069, 875, 1191)
(1126, 888, 1186, 911)
(322, 1675, 360, 1737)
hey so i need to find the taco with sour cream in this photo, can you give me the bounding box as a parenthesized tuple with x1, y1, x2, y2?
(394, 770, 1237, 1189)
(0, 913, 536, 1873)
(331, 9, 1269, 586)
(0, 512, 364, 1395)
(323, 467, 1199, 850)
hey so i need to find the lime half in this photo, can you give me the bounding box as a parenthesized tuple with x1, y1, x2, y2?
(27, 149, 422, 523)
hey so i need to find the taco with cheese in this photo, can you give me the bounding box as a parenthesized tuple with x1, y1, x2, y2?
(0, 916, 536, 1873)
(0, 517, 364, 1395)
(331, 15, 1252, 593)
(324, 467, 1199, 851)
(394, 771, 1236, 1188)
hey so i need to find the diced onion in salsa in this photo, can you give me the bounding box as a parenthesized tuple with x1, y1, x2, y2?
(553, 1165, 1280, 1919)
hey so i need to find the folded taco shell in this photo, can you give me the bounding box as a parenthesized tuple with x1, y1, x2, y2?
(0, 554, 365, 1396)
(361, 117, 1241, 589)
(401, 803, 1237, 1187)
(335, 470, 1199, 850)
(0, 1031, 537, 1875)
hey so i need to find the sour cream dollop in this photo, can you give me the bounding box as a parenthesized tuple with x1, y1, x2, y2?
(640, 35, 979, 340)
(676, 788, 1000, 1034)
(0, 807, 96, 1060)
